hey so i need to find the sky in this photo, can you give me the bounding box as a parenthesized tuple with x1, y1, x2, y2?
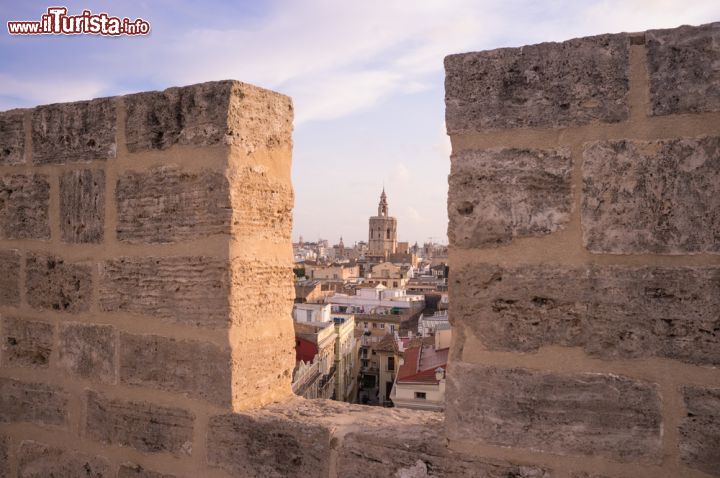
(1, 1, 719, 245)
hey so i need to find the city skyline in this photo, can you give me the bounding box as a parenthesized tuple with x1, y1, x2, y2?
(293, 187, 443, 246)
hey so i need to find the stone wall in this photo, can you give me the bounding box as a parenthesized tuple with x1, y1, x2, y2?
(1, 21, 718, 478)
(446, 22, 720, 478)
(0, 80, 297, 477)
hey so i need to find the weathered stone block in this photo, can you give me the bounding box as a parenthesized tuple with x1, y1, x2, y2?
(116, 167, 231, 243)
(445, 34, 629, 132)
(57, 323, 115, 383)
(340, 426, 551, 478)
(229, 167, 294, 242)
(60, 169, 105, 243)
(209, 398, 549, 478)
(0, 250, 21, 306)
(124, 81, 232, 152)
(18, 440, 110, 478)
(125, 81, 292, 154)
(679, 386, 720, 476)
(0, 109, 25, 165)
(99, 256, 229, 327)
(119, 333, 231, 406)
(583, 137, 720, 254)
(453, 264, 720, 365)
(226, 82, 293, 156)
(85, 391, 194, 456)
(228, 258, 295, 404)
(31, 98, 116, 164)
(0, 174, 50, 240)
(446, 363, 662, 462)
(1, 317, 53, 368)
(26, 254, 92, 313)
(449, 148, 572, 247)
(230, 259, 294, 327)
(0, 434, 8, 478)
(207, 412, 332, 478)
(118, 464, 178, 478)
(646, 22, 720, 116)
(0, 377, 67, 427)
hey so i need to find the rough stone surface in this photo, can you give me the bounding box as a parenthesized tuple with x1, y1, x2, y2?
(0, 250, 21, 306)
(116, 167, 231, 243)
(85, 391, 194, 456)
(119, 333, 231, 406)
(646, 22, 720, 116)
(1, 317, 53, 368)
(57, 323, 115, 383)
(0, 174, 50, 240)
(229, 258, 296, 404)
(230, 259, 294, 328)
(125, 81, 234, 152)
(0, 109, 25, 164)
(445, 34, 629, 132)
(340, 426, 551, 478)
(0, 434, 8, 478)
(99, 256, 229, 327)
(446, 364, 662, 462)
(32, 98, 116, 164)
(453, 264, 720, 366)
(583, 137, 720, 254)
(118, 464, 178, 478)
(17, 440, 110, 478)
(26, 254, 92, 313)
(209, 398, 549, 478)
(679, 386, 720, 476)
(60, 169, 105, 244)
(229, 167, 294, 242)
(449, 148, 572, 248)
(226, 82, 293, 156)
(208, 412, 332, 478)
(0, 377, 67, 427)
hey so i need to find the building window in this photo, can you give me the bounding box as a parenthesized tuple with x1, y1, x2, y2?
(379, 323, 385, 329)
(389, 325, 395, 333)
(372, 323, 377, 329)
(415, 392, 426, 400)
(364, 322, 369, 329)
(388, 356, 395, 371)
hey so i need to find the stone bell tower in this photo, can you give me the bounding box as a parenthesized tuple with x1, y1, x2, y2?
(367, 188, 397, 261)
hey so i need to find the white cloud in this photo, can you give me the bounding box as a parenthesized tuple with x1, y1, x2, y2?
(406, 206, 424, 223)
(289, 70, 402, 123)
(0, 74, 107, 110)
(432, 122, 452, 158)
(392, 163, 411, 183)
(4, 0, 719, 120)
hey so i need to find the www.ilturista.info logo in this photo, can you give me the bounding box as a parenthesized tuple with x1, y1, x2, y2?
(7, 7, 150, 36)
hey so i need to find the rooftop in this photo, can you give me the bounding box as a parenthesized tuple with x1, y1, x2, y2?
(397, 343, 449, 385)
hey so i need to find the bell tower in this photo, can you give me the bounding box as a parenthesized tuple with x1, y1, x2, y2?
(367, 188, 397, 261)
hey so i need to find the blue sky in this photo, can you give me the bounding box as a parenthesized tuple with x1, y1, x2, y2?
(2, 1, 718, 245)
